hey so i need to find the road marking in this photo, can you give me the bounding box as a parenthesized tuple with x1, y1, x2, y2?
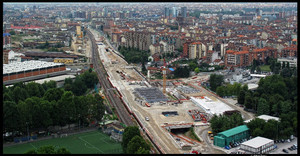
(78, 136, 104, 153)
(29, 143, 38, 149)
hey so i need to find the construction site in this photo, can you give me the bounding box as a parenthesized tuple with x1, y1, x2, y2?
(88, 28, 231, 154)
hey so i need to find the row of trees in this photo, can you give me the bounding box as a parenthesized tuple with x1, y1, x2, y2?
(210, 113, 244, 135)
(121, 126, 150, 154)
(25, 145, 71, 154)
(3, 70, 104, 139)
(216, 82, 248, 98)
(118, 46, 150, 64)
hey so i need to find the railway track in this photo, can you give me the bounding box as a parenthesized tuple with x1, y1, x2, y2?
(86, 29, 165, 154)
(86, 29, 133, 126)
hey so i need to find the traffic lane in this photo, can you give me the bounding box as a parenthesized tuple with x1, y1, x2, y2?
(270, 137, 297, 154)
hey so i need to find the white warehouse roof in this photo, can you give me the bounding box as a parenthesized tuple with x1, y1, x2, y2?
(3, 60, 64, 74)
(244, 115, 280, 123)
(241, 136, 273, 149)
(190, 96, 234, 116)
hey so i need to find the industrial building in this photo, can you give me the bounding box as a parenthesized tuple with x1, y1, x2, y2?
(190, 96, 234, 116)
(213, 125, 250, 148)
(134, 87, 168, 103)
(240, 136, 274, 154)
(3, 60, 66, 84)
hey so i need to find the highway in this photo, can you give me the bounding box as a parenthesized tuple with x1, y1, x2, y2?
(86, 29, 134, 126)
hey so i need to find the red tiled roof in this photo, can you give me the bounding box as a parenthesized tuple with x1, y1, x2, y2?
(147, 67, 158, 70)
(11, 25, 43, 29)
(235, 51, 249, 55)
(253, 48, 267, 52)
(214, 59, 222, 62)
(226, 50, 235, 53)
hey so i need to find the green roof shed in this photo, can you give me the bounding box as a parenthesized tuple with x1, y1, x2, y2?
(218, 125, 249, 137)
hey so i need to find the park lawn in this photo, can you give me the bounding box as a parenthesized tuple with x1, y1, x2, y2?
(259, 65, 271, 72)
(3, 130, 123, 154)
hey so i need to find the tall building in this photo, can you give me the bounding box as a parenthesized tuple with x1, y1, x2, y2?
(172, 7, 178, 18)
(164, 7, 170, 18)
(181, 7, 187, 17)
(104, 7, 108, 17)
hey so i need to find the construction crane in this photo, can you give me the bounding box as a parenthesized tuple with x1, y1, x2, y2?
(163, 58, 167, 94)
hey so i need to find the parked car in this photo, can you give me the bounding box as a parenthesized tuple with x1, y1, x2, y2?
(288, 147, 292, 151)
(282, 149, 288, 153)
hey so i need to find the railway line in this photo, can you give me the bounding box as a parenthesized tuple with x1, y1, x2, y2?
(86, 29, 133, 126)
(86, 28, 165, 154)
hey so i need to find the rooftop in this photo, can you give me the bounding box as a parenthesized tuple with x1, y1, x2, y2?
(241, 136, 273, 148)
(3, 60, 64, 74)
(190, 96, 234, 115)
(244, 114, 280, 123)
(218, 125, 249, 137)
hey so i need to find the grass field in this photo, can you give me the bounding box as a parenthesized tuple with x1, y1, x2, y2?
(3, 130, 123, 154)
(259, 65, 271, 72)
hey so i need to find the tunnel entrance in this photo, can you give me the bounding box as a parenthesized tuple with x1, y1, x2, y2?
(170, 128, 190, 134)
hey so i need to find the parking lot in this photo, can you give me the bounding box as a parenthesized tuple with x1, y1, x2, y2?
(269, 137, 297, 154)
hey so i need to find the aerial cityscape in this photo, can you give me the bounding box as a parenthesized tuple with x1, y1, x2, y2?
(3, 2, 297, 154)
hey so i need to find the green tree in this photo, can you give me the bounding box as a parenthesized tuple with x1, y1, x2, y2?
(74, 96, 89, 126)
(126, 135, 150, 154)
(216, 86, 225, 97)
(238, 90, 246, 105)
(280, 101, 292, 114)
(257, 98, 269, 115)
(194, 67, 200, 73)
(246, 118, 265, 136)
(43, 88, 64, 102)
(263, 120, 279, 140)
(9, 30, 16, 35)
(135, 146, 150, 154)
(3, 92, 13, 102)
(12, 86, 29, 103)
(209, 74, 224, 92)
(64, 78, 73, 85)
(57, 91, 76, 128)
(81, 70, 99, 88)
(122, 126, 141, 152)
(26, 82, 42, 98)
(3, 101, 21, 132)
(188, 62, 197, 71)
(71, 77, 87, 96)
(25, 145, 71, 154)
(280, 68, 292, 78)
(244, 91, 253, 109)
(252, 127, 264, 137)
(93, 94, 105, 122)
(42, 80, 57, 91)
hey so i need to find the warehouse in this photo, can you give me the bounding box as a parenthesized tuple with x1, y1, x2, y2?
(190, 96, 234, 116)
(3, 60, 66, 83)
(240, 136, 274, 154)
(213, 125, 249, 148)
